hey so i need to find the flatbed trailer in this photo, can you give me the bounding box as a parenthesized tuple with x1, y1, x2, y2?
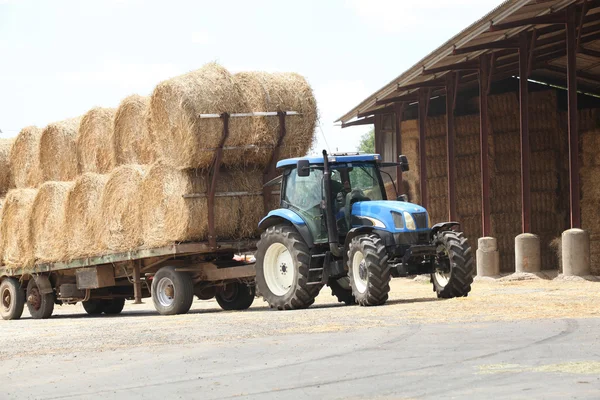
(0, 240, 259, 320)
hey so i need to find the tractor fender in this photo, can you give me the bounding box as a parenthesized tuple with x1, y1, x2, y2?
(258, 209, 315, 248)
(430, 222, 460, 240)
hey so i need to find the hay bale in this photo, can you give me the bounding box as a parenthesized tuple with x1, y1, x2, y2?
(40, 117, 81, 182)
(10, 126, 43, 188)
(97, 165, 148, 252)
(30, 181, 73, 263)
(64, 173, 109, 259)
(77, 107, 117, 174)
(0, 189, 37, 267)
(148, 63, 245, 169)
(113, 95, 155, 165)
(0, 138, 14, 194)
(139, 163, 264, 248)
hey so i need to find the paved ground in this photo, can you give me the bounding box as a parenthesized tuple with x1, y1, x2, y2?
(1, 277, 600, 399)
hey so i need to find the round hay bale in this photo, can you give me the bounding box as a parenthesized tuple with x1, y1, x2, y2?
(40, 118, 81, 182)
(149, 63, 245, 169)
(0, 138, 14, 193)
(98, 165, 147, 252)
(30, 181, 73, 263)
(228, 71, 317, 167)
(113, 95, 155, 165)
(139, 164, 264, 248)
(10, 126, 43, 188)
(64, 173, 109, 259)
(0, 188, 37, 268)
(77, 107, 117, 174)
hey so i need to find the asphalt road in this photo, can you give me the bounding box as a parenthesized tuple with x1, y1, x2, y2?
(2, 280, 600, 399)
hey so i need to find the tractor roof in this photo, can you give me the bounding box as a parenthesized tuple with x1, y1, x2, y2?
(276, 153, 381, 168)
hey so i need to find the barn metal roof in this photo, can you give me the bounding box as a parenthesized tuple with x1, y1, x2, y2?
(338, 0, 600, 124)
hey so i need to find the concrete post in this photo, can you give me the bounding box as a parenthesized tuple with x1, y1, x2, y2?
(562, 229, 590, 276)
(477, 237, 499, 277)
(515, 233, 541, 273)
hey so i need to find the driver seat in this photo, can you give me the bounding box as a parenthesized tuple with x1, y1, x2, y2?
(344, 189, 371, 230)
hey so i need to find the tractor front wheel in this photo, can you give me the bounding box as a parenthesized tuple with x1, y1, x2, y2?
(255, 224, 322, 310)
(431, 231, 474, 298)
(347, 234, 390, 306)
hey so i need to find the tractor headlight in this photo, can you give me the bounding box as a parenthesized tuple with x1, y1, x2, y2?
(403, 212, 416, 230)
(392, 212, 404, 229)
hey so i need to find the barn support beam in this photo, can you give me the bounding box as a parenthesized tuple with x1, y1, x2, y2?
(374, 115, 383, 156)
(395, 102, 405, 195)
(418, 88, 430, 209)
(567, 5, 581, 228)
(479, 55, 492, 237)
(519, 32, 532, 234)
(445, 72, 457, 221)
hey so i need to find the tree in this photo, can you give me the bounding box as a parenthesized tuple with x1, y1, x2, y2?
(357, 128, 374, 153)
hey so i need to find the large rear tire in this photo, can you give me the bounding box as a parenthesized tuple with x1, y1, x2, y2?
(431, 231, 474, 298)
(328, 277, 355, 305)
(151, 266, 194, 315)
(0, 278, 25, 320)
(347, 235, 390, 306)
(26, 276, 55, 319)
(255, 224, 322, 310)
(215, 282, 255, 311)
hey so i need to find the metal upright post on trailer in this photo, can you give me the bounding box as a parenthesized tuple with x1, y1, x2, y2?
(263, 111, 289, 212)
(133, 260, 142, 304)
(207, 113, 230, 250)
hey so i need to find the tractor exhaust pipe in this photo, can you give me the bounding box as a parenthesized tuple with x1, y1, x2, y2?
(322, 150, 342, 257)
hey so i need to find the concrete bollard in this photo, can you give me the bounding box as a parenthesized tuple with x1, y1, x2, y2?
(515, 233, 541, 273)
(477, 237, 500, 277)
(562, 229, 590, 276)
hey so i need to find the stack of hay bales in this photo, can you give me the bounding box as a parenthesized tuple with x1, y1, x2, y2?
(0, 62, 316, 267)
(400, 120, 421, 203)
(424, 115, 448, 224)
(0, 138, 15, 194)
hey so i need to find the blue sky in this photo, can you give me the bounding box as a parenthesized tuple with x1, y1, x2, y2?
(0, 0, 502, 154)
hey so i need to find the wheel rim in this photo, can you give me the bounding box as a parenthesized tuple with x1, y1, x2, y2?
(28, 287, 41, 311)
(434, 244, 451, 288)
(263, 243, 294, 296)
(1, 287, 11, 312)
(156, 277, 175, 307)
(352, 251, 368, 294)
(220, 284, 239, 302)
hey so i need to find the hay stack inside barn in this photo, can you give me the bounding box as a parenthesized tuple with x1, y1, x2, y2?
(0, 189, 37, 268)
(77, 107, 117, 174)
(10, 126, 42, 188)
(30, 181, 73, 263)
(0, 138, 14, 194)
(64, 173, 108, 259)
(40, 117, 80, 182)
(113, 95, 154, 165)
(139, 163, 264, 248)
(97, 165, 147, 252)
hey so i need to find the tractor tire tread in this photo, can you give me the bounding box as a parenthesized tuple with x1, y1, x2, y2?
(432, 231, 474, 298)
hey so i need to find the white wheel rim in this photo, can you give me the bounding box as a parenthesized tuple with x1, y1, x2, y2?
(263, 243, 294, 296)
(156, 277, 175, 307)
(352, 251, 368, 294)
(435, 271, 450, 287)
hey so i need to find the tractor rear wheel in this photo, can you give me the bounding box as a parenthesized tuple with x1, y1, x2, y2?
(347, 234, 390, 306)
(255, 224, 322, 310)
(431, 231, 474, 298)
(328, 277, 355, 305)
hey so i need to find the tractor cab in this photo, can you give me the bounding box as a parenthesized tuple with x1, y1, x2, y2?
(255, 150, 474, 310)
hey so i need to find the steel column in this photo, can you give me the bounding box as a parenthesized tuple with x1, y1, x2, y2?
(567, 6, 581, 228)
(394, 102, 404, 196)
(445, 73, 457, 221)
(519, 33, 532, 233)
(418, 88, 429, 209)
(479, 55, 492, 237)
(133, 260, 142, 304)
(374, 115, 383, 155)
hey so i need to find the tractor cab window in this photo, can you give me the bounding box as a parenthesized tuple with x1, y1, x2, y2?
(335, 164, 384, 201)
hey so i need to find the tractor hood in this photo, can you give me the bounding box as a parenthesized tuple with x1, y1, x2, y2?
(351, 201, 429, 232)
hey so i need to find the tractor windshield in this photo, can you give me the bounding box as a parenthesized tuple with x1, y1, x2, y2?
(331, 163, 384, 202)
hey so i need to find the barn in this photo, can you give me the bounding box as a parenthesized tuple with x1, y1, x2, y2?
(338, 0, 600, 274)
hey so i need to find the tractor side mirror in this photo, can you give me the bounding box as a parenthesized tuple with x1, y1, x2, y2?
(399, 155, 409, 172)
(397, 194, 408, 202)
(297, 159, 310, 177)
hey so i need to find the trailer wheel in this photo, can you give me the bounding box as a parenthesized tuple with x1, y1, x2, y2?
(26, 276, 55, 319)
(347, 234, 390, 306)
(103, 298, 125, 315)
(215, 282, 255, 311)
(255, 224, 322, 310)
(0, 278, 25, 320)
(82, 300, 105, 315)
(151, 266, 194, 315)
(432, 231, 474, 299)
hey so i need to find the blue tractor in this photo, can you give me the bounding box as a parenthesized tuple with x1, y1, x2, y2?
(255, 150, 474, 309)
